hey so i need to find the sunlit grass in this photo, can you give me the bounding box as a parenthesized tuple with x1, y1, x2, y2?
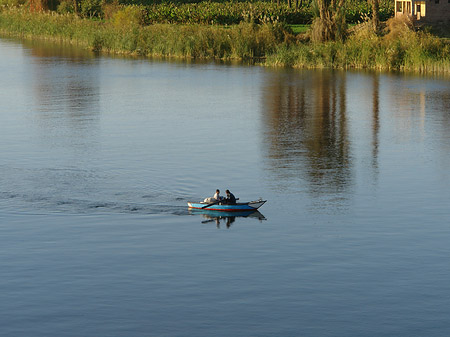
(1, 8, 449, 73)
(289, 24, 309, 34)
(266, 21, 450, 72)
(0, 8, 286, 59)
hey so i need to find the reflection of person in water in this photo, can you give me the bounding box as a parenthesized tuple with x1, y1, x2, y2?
(226, 216, 235, 228)
(198, 210, 265, 228)
(215, 216, 235, 229)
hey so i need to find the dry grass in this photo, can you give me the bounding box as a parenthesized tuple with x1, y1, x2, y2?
(384, 15, 414, 40)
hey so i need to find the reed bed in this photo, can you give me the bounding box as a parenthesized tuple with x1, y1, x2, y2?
(266, 21, 450, 72)
(1, 8, 449, 72)
(0, 8, 286, 58)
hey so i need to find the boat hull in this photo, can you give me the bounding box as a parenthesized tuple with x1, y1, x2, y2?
(187, 200, 266, 212)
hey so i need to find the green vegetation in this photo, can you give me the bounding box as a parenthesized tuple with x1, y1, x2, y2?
(290, 24, 309, 34)
(0, 0, 449, 73)
(0, 8, 288, 58)
(267, 22, 450, 72)
(0, 0, 394, 24)
(144, 2, 311, 25)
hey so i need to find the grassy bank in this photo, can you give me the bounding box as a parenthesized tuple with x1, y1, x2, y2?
(267, 25, 450, 72)
(0, 8, 287, 58)
(1, 8, 450, 72)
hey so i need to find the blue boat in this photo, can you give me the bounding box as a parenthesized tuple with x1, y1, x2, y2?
(187, 199, 266, 212)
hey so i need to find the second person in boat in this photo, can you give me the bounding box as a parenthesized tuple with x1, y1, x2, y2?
(224, 189, 236, 205)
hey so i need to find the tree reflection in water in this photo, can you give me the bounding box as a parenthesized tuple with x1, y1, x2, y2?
(261, 69, 354, 206)
(27, 39, 101, 127)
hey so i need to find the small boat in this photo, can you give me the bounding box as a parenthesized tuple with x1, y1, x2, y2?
(187, 198, 266, 212)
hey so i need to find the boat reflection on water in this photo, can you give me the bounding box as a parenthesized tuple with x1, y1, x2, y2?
(189, 209, 266, 229)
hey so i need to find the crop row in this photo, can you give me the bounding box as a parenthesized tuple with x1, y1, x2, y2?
(55, 0, 394, 25)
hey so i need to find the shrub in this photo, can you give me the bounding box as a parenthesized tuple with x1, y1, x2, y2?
(80, 0, 103, 18)
(384, 15, 414, 40)
(102, 0, 121, 19)
(0, 0, 27, 7)
(111, 4, 147, 26)
(57, 0, 75, 13)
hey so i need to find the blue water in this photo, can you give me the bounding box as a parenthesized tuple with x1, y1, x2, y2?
(1, 37, 450, 336)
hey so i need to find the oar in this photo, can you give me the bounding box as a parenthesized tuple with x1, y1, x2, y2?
(201, 200, 221, 209)
(201, 198, 240, 209)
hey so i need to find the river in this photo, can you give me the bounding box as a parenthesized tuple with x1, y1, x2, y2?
(1, 37, 450, 336)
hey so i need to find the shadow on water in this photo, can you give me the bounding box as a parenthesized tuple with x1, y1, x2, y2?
(189, 209, 266, 229)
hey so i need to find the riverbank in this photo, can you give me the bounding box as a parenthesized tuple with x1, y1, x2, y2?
(267, 23, 450, 72)
(1, 7, 450, 72)
(0, 8, 286, 59)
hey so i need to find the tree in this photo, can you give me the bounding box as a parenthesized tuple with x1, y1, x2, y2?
(310, 0, 347, 42)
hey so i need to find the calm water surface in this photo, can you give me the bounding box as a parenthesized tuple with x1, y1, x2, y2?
(1, 37, 450, 336)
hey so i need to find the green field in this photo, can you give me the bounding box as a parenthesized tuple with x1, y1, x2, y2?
(289, 24, 309, 34)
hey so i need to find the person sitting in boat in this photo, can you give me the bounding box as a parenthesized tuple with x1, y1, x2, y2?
(224, 189, 236, 205)
(213, 189, 222, 201)
(204, 189, 222, 203)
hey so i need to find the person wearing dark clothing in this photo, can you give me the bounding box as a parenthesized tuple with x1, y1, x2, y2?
(225, 190, 236, 205)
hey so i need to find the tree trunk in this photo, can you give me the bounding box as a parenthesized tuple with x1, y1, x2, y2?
(73, 0, 77, 13)
(372, 0, 380, 32)
(30, 0, 48, 11)
(312, 0, 347, 42)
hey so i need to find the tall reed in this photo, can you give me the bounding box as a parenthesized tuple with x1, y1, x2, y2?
(266, 21, 450, 72)
(1, 8, 449, 72)
(0, 8, 285, 59)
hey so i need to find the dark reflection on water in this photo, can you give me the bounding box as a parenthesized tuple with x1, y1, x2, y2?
(23, 39, 102, 165)
(189, 209, 266, 228)
(371, 73, 380, 181)
(28, 40, 100, 116)
(261, 68, 450, 210)
(22, 38, 96, 60)
(261, 70, 354, 206)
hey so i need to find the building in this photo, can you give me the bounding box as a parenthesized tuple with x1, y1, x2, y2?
(395, 0, 450, 22)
